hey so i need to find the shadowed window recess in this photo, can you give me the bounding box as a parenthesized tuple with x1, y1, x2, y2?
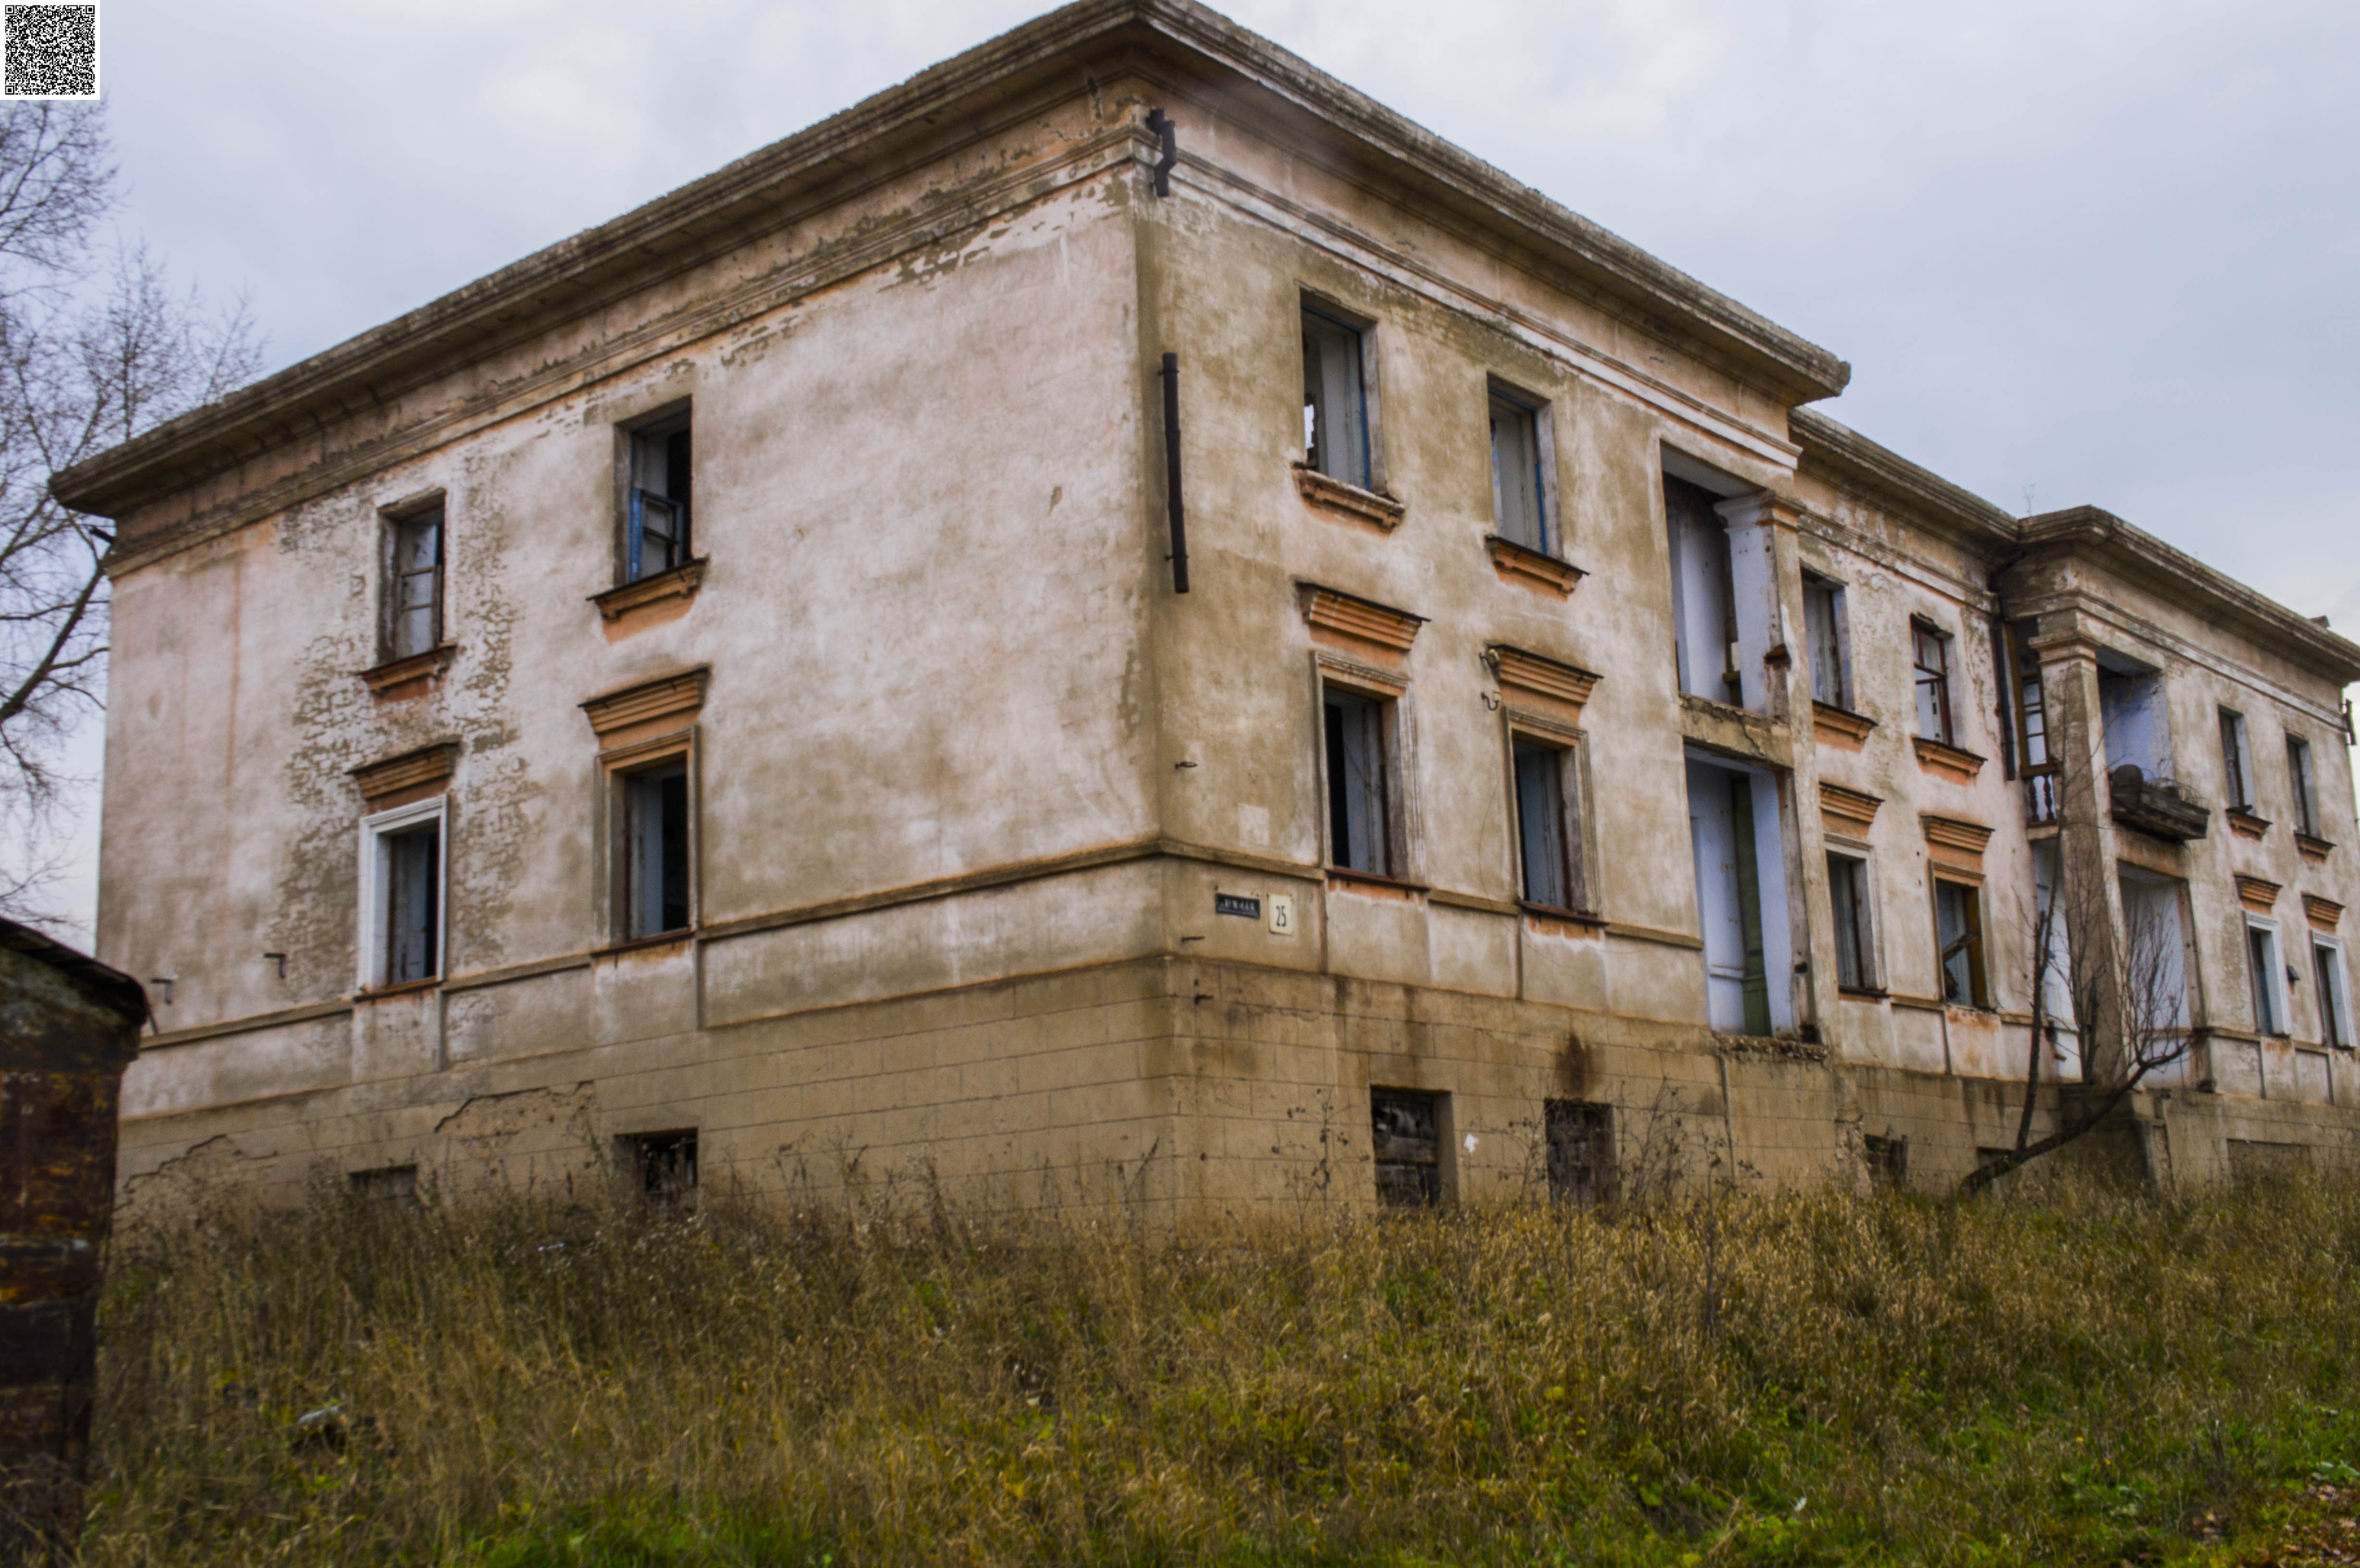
(1544, 1100, 1615, 1205)
(1803, 573, 1851, 710)
(1912, 619, 1956, 747)
(1324, 687, 1393, 876)
(1488, 387, 1550, 553)
(2287, 735, 2320, 837)
(627, 413, 692, 582)
(1828, 851, 1877, 992)
(2247, 919, 2287, 1037)
(1513, 739, 1588, 912)
(1371, 1089, 1443, 1207)
(1301, 303, 1371, 490)
(384, 503, 443, 661)
(2220, 709, 2255, 811)
(1934, 878, 1986, 1008)
(620, 757, 691, 939)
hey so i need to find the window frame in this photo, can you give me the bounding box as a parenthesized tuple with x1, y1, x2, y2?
(2219, 708, 2255, 811)
(1826, 848, 1881, 994)
(2287, 734, 2320, 838)
(1319, 675, 1404, 880)
(379, 498, 446, 663)
(356, 794, 449, 991)
(1802, 572, 1852, 711)
(2314, 935, 2353, 1050)
(1506, 724, 1593, 915)
(1299, 295, 1381, 493)
(1911, 618, 1957, 747)
(2246, 916, 2290, 1038)
(603, 733, 699, 945)
(1931, 875, 1988, 1009)
(1485, 379, 1555, 556)
(622, 407, 694, 585)
(1370, 1087, 1449, 1208)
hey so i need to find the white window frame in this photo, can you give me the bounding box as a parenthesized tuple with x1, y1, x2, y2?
(1802, 573, 1853, 711)
(1824, 845, 1882, 993)
(2246, 915, 2291, 1038)
(2313, 934, 2354, 1049)
(356, 795, 449, 991)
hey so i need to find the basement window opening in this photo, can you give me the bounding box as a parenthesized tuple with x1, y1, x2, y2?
(1863, 1135, 1907, 1191)
(349, 1165, 419, 1206)
(1544, 1099, 1615, 1206)
(1371, 1089, 1444, 1208)
(629, 1130, 699, 1204)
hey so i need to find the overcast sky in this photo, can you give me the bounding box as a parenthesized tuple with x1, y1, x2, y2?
(31, 0, 2360, 937)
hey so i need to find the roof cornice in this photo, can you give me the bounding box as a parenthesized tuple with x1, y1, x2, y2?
(1790, 406, 2018, 548)
(52, 0, 1846, 524)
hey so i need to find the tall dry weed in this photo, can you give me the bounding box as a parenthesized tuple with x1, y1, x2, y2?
(74, 1173, 2360, 1566)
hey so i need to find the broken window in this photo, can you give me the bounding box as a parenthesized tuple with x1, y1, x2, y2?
(1827, 851, 1877, 992)
(349, 1164, 419, 1206)
(1370, 1089, 1442, 1208)
(2288, 735, 2320, 838)
(383, 503, 444, 662)
(627, 413, 692, 582)
(1862, 1134, 1907, 1191)
(618, 756, 692, 939)
(1513, 738, 1586, 911)
(2220, 709, 2255, 811)
(1543, 1100, 1615, 1205)
(1912, 619, 1956, 747)
(2097, 653, 2173, 780)
(2011, 621, 2057, 821)
(2248, 919, 2287, 1036)
(2316, 939, 2351, 1050)
(1323, 686, 1393, 876)
(1488, 387, 1549, 553)
(1803, 574, 1850, 710)
(629, 1130, 699, 1204)
(1933, 878, 1987, 1008)
(360, 797, 445, 990)
(1301, 303, 1371, 489)
(1665, 474, 1740, 705)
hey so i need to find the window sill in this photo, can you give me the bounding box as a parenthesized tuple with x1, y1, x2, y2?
(2225, 807, 2272, 842)
(592, 557, 706, 624)
(2298, 833, 2336, 864)
(1518, 901, 1604, 937)
(1326, 867, 1427, 900)
(1291, 463, 1404, 531)
(353, 976, 441, 1002)
(1484, 535, 1584, 599)
(359, 644, 456, 700)
(594, 929, 695, 959)
(1911, 735, 1987, 784)
(1810, 700, 1875, 752)
(1836, 985, 1889, 1001)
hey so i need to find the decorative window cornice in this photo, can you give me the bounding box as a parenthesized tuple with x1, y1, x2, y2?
(2237, 875, 2283, 916)
(581, 666, 709, 738)
(1297, 582, 1424, 657)
(1819, 782, 1882, 838)
(350, 741, 459, 807)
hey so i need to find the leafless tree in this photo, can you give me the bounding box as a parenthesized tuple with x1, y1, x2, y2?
(0, 103, 261, 925)
(1960, 754, 2195, 1194)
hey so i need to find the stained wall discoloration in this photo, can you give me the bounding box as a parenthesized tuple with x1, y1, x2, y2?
(68, 2, 2360, 1210)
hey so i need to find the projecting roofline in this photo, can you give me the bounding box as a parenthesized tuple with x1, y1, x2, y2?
(51, 0, 1848, 527)
(1794, 407, 2360, 688)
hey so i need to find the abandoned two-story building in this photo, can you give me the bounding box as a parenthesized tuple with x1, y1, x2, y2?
(59, 0, 2360, 1209)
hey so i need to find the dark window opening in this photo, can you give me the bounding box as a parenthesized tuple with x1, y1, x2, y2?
(1863, 1135, 1907, 1191)
(2248, 923, 2285, 1036)
(627, 416, 692, 582)
(383, 821, 440, 984)
(1324, 688, 1391, 876)
(1912, 620, 1956, 747)
(1514, 740, 1581, 910)
(631, 1130, 699, 1203)
(1803, 575, 1847, 709)
(1371, 1090, 1442, 1208)
(2011, 621, 2056, 821)
(1301, 305, 1370, 489)
(1544, 1100, 1615, 1206)
(1828, 852, 1874, 991)
(1665, 474, 1740, 704)
(2220, 709, 2254, 811)
(623, 759, 691, 938)
(1934, 878, 1986, 1008)
(385, 506, 444, 661)
(349, 1165, 419, 1206)
(1488, 390, 1547, 552)
(2316, 941, 2348, 1050)
(2288, 735, 2320, 838)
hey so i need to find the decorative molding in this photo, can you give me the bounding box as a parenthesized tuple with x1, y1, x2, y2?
(1809, 700, 1875, 752)
(1921, 813, 1992, 879)
(1325, 866, 1427, 900)
(1483, 534, 1584, 598)
(349, 742, 459, 806)
(2299, 833, 2335, 865)
(580, 666, 710, 737)
(2304, 894, 2344, 932)
(1313, 647, 1409, 697)
(1911, 735, 1987, 785)
(1818, 782, 1882, 837)
(2225, 807, 2271, 842)
(1297, 582, 1424, 656)
(358, 644, 456, 700)
(2236, 875, 2283, 916)
(1604, 920, 1706, 953)
(1291, 464, 1404, 530)
(591, 557, 707, 623)
(1487, 644, 1599, 723)
(1678, 694, 1791, 769)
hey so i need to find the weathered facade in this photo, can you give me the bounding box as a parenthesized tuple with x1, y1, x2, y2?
(57, 0, 2360, 1210)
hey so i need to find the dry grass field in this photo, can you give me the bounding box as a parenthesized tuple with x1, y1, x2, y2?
(68, 1168, 2360, 1566)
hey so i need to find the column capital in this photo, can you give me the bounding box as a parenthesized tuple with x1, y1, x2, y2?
(1713, 490, 1805, 532)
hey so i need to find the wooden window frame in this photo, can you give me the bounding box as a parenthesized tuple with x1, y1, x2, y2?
(1506, 720, 1593, 916)
(2314, 936, 2353, 1050)
(1911, 618, 1957, 748)
(2220, 708, 2254, 811)
(2246, 916, 2290, 1038)
(380, 497, 446, 664)
(1318, 672, 1408, 881)
(1826, 848, 1881, 993)
(1802, 572, 1852, 712)
(602, 732, 699, 945)
(1300, 294, 1382, 494)
(2287, 734, 2320, 838)
(1486, 379, 1555, 557)
(621, 406, 694, 586)
(1931, 874, 1988, 1010)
